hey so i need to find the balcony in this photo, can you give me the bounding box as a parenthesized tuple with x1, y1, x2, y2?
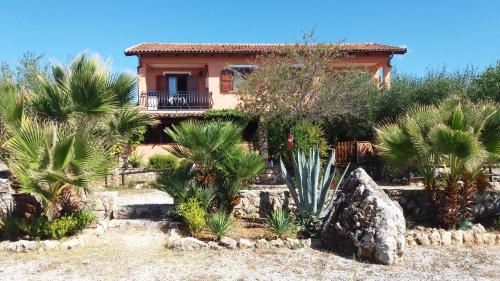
(139, 91, 213, 111)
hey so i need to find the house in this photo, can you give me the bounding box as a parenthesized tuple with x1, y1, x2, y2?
(125, 42, 406, 157)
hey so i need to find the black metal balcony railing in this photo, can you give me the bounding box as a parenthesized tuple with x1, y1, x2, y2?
(139, 91, 213, 110)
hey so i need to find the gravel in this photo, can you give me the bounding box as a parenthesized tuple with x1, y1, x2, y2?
(0, 220, 498, 281)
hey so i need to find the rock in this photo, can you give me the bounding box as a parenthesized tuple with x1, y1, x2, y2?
(473, 232, 483, 245)
(255, 239, 270, 249)
(471, 224, 486, 234)
(269, 239, 285, 247)
(415, 233, 431, 246)
(482, 233, 496, 245)
(285, 238, 302, 249)
(165, 228, 182, 245)
(62, 237, 83, 249)
(238, 238, 254, 249)
(320, 168, 406, 265)
(8, 240, 37, 252)
(452, 230, 464, 245)
(463, 230, 474, 245)
(41, 240, 60, 250)
(496, 234, 500, 244)
(429, 230, 441, 246)
(219, 237, 237, 249)
(208, 241, 223, 250)
(406, 234, 417, 246)
(172, 237, 207, 250)
(300, 238, 312, 247)
(439, 230, 452, 246)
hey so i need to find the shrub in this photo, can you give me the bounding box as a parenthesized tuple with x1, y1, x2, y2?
(127, 151, 143, 168)
(0, 210, 95, 240)
(207, 211, 234, 239)
(202, 109, 248, 125)
(177, 198, 206, 236)
(290, 121, 329, 158)
(266, 210, 296, 239)
(147, 154, 180, 170)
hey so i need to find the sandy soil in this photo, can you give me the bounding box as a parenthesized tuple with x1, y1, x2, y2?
(0, 220, 499, 281)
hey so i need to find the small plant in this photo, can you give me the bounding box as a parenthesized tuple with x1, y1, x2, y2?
(177, 198, 206, 236)
(147, 154, 180, 170)
(405, 216, 415, 230)
(266, 210, 296, 239)
(249, 211, 259, 227)
(127, 151, 143, 168)
(207, 211, 234, 239)
(1, 210, 95, 240)
(459, 219, 474, 230)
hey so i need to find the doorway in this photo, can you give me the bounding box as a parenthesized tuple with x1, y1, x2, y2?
(166, 74, 188, 95)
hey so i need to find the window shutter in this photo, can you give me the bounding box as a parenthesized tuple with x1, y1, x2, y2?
(156, 75, 167, 91)
(220, 69, 233, 93)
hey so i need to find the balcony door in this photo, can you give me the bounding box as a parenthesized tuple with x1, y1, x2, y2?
(166, 74, 188, 96)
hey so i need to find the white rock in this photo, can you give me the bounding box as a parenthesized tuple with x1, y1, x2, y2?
(439, 230, 452, 246)
(208, 241, 223, 250)
(62, 238, 82, 249)
(172, 237, 207, 250)
(482, 233, 496, 245)
(429, 230, 441, 246)
(219, 236, 237, 249)
(463, 230, 475, 245)
(238, 238, 254, 248)
(255, 239, 270, 249)
(269, 239, 285, 247)
(285, 238, 302, 249)
(470, 224, 486, 234)
(320, 168, 406, 265)
(452, 230, 464, 245)
(41, 240, 60, 250)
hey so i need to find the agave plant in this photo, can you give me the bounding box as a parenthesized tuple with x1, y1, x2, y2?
(376, 98, 500, 227)
(207, 211, 234, 239)
(266, 209, 295, 239)
(280, 146, 349, 218)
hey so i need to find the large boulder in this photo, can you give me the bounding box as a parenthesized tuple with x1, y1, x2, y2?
(320, 168, 406, 265)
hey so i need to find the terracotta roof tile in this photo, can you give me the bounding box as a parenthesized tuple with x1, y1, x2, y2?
(125, 43, 407, 56)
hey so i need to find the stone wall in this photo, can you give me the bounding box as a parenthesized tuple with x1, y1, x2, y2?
(82, 191, 118, 219)
(234, 187, 500, 221)
(385, 189, 500, 224)
(0, 192, 13, 216)
(105, 169, 158, 188)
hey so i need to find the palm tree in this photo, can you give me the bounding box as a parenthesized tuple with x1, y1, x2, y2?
(29, 53, 157, 162)
(163, 120, 265, 211)
(3, 117, 111, 219)
(375, 98, 499, 228)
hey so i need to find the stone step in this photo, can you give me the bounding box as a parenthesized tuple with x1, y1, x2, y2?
(116, 191, 174, 219)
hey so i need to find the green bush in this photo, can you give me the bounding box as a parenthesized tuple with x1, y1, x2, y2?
(290, 120, 329, 158)
(207, 211, 234, 239)
(128, 151, 143, 168)
(266, 210, 296, 239)
(177, 198, 206, 236)
(147, 154, 180, 170)
(1, 210, 95, 240)
(202, 109, 248, 125)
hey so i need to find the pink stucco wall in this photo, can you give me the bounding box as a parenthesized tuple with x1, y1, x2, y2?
(137, 52, 393, 110)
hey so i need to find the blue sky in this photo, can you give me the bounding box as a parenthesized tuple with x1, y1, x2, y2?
(1, 0, 499, 76)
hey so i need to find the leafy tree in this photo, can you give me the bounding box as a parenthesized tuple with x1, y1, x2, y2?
(0, 52, 49, 93)
(468, 61, 500, 102)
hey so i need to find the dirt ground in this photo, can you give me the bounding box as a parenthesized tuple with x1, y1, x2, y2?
(0, 220, 499, 281)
